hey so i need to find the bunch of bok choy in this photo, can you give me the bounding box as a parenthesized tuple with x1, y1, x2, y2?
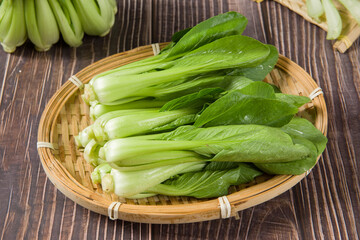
(0, 0, 117, 52)
(75, 12, 328, 199)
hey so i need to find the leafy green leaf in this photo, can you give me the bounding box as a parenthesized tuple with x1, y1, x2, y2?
(229, 45, 279, 81)
(167, 12, 248, 58)
(151, 114, 198, 132)
(255, 117, 327, 175)
(255, 135, 318, 175)
(174, 35, 270, 69)
(275, 94, 310, 108)
(194, 82, 299, 127)
(148, 163, 262, 198)
(281, 117, 327, 154)
(160, 88, 224, 111)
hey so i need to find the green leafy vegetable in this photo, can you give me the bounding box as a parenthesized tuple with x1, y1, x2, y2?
(160, 87, 224, 111)
(88, 11, 249, 87)
(1, 0, 116, 52)
(84, 35, 270, 104)
(228, 45, 279, 81)
(75, 12, 328, 200)
(0, 0, 26, 53)
(76, 108, 197, 146)
(48, 0, 84, 47)
(147, 163, 262, 198)
(166, 11, 248, 58)
(194, 81, 309, 127)
(90, 100, 167, 120)
(96, 125, 311, 165)
(255, 118, 327, 174)
(24, 0, 59, 51)
(72, 0, 115, 36)
(97, 162, 206, 197)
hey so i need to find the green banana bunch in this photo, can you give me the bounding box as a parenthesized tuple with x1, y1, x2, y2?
(25, 0, 60, 51)
(0, 0, 27, 53)
(48, 0, 84, 47)
(72, 0, 116, 36)
(0, 0, 117, 53)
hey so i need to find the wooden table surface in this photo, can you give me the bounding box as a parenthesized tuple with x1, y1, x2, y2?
(0, 0, 359, 239)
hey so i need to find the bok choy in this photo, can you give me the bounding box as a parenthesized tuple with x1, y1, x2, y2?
(83, 35, 271, 104)
(75, 108, 198, 147)
(74, 12, 327, 200)
(0, 0, 117, 52)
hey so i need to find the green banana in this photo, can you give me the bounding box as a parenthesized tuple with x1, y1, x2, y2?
(24, 0, 59, 51)
(0, 0, 27, 53)
(72, 0, 115, 36)
(48, 0, 84, 47)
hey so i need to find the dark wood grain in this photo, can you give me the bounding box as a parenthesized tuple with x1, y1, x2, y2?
(0, 0, 359, 239)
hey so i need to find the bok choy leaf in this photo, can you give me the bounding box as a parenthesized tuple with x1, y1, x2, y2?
(194, 81, 310, 127)
(146, 162, 263, 198)
(255, 117, 328, 174)
(96, 125, 311, 165)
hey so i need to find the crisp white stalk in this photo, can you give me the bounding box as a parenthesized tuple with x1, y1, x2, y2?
(0, 0, 27, 53)
(25, 0, 56, 51)
(110, 162, 205, 197)
(35, 0, 59, 48)
(48, 0, 84, 47)
(72, 0, 114, 36)
(90, 100, 166, 120)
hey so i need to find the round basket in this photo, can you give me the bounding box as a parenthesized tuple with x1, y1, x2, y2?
(37, 43, 328, 224)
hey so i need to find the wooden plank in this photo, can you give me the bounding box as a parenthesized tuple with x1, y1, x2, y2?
(0, 0, 359, 239)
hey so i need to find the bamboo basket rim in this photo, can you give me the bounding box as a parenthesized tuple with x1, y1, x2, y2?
(37, 43, 328, 224)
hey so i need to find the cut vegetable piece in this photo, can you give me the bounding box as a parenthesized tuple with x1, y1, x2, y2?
(306, 0, 325, 22)
(338, 0, 360, 24)
(322, 0, 342, 39)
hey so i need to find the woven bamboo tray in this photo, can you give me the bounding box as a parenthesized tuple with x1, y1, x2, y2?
(254, 0, 360, 53)
(37, 43, 328, 224)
